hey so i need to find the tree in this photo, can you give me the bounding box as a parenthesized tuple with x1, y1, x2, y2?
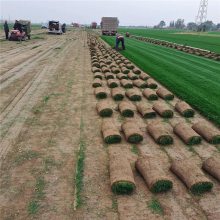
(169, 21, 175, 28)
(187, 22, 197, 30)
(158, 20, 166, 28)
(217, 23, 220, 29)
(175, 19, 185, 29)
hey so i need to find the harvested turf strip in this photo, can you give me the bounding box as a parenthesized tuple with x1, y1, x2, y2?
(105, 72, 115, 79)
(147, 78, 158, 89)
(92, 62, 100, 68)
(96, 100, 113, 117)
(126, 63, 135, 69)
(101, 119, 121, 144)
(109, 147, 136, 194)
(147, 122, 173, 145)
(136, 102, 156, 119)
(171, 159, 213, 194)
(132, 67, 141, 75)
(120, 79, 133, 88)
(111, 67, 120, 74)
(92, 67, 101, 73)
(94, 87, 107, 99)
(128, 72, 139, 80)
(111, 87, 125, 101)
(122, 120, 143, 143)
(133, 79, 148, 88)
(173, 123, 202, 145)
(126, 89, 142, 101)
(121, 67, 130, 74)
(156, 87, 174, 100)
(92, 78, 102, 88)
(136, 156, 173, 193)
(175, 101, 195, 118)
(119, 101, 136, 117)
(101, 66, 110, 73)
(143, 89, 158, 100)
(139, 72, 150, 80)
(202, 157, 220, 182)
(107, 79, 119, 88)
(153, 102, 173, 118)
(192, 122, 220, 144)
(94, 72, 103, 79)
(110, 63, 117, 69)
(117, 72, 128, 80)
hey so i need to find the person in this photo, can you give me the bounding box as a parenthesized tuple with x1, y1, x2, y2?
(115, 33, 125, 50)
(4, 20, 9, 40)
(13, 20, 22, 33)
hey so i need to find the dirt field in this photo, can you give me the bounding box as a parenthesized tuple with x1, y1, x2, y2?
(0, 29, 220, 220)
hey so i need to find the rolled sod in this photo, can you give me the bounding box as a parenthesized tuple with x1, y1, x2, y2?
(128, 72, 139, 80)
(202, 157, 220, 182)
(171, 159, 213, 194)
(110, 63, 117, 69)
(175, 101, 195, 118)
(147, 78, 158, 89)
(136, 102, 156, 119)
(142, 89, 158, 101)
(123, 59, 131, 64)
(136, 156, 173, 193)
(133, 79, 148, 88)
(121, 67, 130, 74)
(119, 101, 136, 117)
(119, 63, 126, 69)
(120, 79, 133, 88)
(94, 72, 103, 79)
(92, 78, 102, 88)
(107, 79, 119, 88)
(92, 62, 100, 68)
(116, 73, 128, 80)
(92, 67, 101, 73)
(96, 100, 113, 117)
(111, 87, 125, 101)
(153, 102, 173, 118)
(173, 123, 202, 145)
(101, 119, 122, 144)
(111, 67, 120, 74)
(100, 62, 107, 68)
(156, 87, 174, 100)
(121, 120, 143, 143)
(115, 59, 123, 65)
(132, 67, 141, 75)
(126, 89, 142, 101)
(139, 72, 150, 81)
(109, 147, 136, 194)
(94, 87, 107, 99)
(126, 63, 135, 70)
(106, 59, 112, 65)
(147, 122, 173, 145)
(192, 122, 220, 144)
(101, 66, 110, 73)
(105, 72, 115, 80)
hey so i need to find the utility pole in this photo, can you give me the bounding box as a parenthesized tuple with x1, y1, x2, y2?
(195, 0, 208, 25)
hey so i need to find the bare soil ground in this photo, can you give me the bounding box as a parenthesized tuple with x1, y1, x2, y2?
(0, 29, 219, 220)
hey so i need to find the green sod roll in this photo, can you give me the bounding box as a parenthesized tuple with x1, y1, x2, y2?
(119, 101, 136, 117)
(143, 89, 158, 101)
(126, 89, 142, 101)
(175, 101, 195, 118)
(111, 88, 125, 101)
(94, 87, 107, 99)
(156, 87, 174, 100)
(136, 156, 173, 193)
(153, 102, 173, 118)
(109, 147, 136, 194)
(96, 100, 113, 117)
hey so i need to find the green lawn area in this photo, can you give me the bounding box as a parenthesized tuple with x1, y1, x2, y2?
(118, 28, 220, 54)
(102, 36, 220, 126)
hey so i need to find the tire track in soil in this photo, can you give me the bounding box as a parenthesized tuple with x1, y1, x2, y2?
(0, 39, 64, 88)
(0, 31, 82, 219)
(0, 37, 69, 167)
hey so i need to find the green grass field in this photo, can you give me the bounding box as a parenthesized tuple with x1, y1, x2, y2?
(102, 36, 220, 126)
(118, 28, 220, 54)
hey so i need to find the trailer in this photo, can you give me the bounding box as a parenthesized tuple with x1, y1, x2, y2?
(101, 17, 119, 35)
(91, 22, 97, 29)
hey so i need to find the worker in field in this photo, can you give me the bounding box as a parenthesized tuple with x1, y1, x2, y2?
(4, 20, 9, 40)
(13, 20, 22, 33)
(115, 33, 125, 50)
(62, 23, 66, 33)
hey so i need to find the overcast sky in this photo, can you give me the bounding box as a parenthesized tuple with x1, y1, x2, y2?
(1, 0, 219, 26)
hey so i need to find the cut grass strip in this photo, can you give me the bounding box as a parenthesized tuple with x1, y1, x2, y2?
(112, 181, 135, 194)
